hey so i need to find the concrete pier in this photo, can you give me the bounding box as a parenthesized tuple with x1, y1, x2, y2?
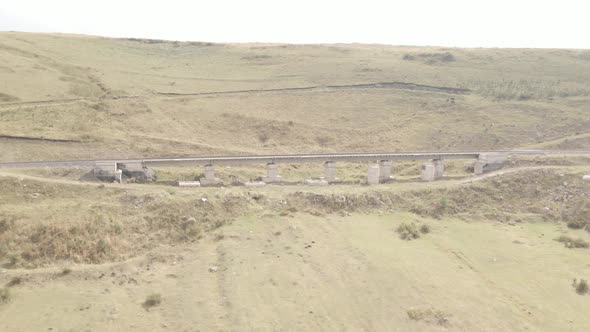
(421, 162, 436, 181)
(475, 153, 508, 175)
(79, 150, 538, 186)
(379, 160, 392, 183)
(200, 165, 221, 186)
(433, 159, 444, 179)
(323, 161, 338, 183)
(262, 163, 282, 183)
(367, 164, 380, 185)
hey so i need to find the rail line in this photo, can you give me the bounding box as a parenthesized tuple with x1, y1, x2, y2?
(0, 150, 588, 168)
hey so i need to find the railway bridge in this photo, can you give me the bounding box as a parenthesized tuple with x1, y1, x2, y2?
(2, 150, 587, 186)
(90, 151, 516, 185)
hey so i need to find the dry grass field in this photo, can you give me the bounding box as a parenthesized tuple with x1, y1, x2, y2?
(1, 32, 590, 331)
(1, 32, 590, 161)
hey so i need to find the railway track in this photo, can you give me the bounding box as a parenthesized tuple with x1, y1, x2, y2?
(0, 150, 588, 168)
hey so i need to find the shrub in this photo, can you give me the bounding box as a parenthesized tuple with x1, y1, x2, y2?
(463, 79, 590, 100)
(143, 293, 162, 310)
(6, 277, 22, 288)
(0, 288, 10, 304)
(573, 279, 588, 295)
(397, 222, 420, 240)
(402, 52, 455, 63)
(439, 52, 456, 62)
(58, 268, 72, 276)
(257, 131, 270, 143)
(420, 224, 431, 234)
(431, 197, 449, 219)
(0, 214, 16, 234)
(407, 307, 450, 326)
(564, 201, 590, 232)
(556, 235, 589, 249)
(566, 220, 588, 230)
(5, 255, 18, 268)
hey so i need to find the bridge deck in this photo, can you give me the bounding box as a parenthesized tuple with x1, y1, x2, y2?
(0, 150, 588, 168)
(143, 152, 483, 166)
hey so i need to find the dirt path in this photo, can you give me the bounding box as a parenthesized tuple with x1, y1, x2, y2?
(0, 165, 577, 195)
(0, 135, 82, 143)
(0, 171, 161, 192)
(456, 166, 562, 184)
(520, 132, 590, 149)
(155, 81, 471, 97)
(0, 80, 470, 109)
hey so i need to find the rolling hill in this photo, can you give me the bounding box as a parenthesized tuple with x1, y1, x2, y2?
(1, 32, 589, 162)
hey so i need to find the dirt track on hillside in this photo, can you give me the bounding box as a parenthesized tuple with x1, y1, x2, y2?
(0, 80, 470, 109)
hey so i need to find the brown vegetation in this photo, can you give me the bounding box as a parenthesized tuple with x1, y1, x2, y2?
(407, 307, 450, 326)
(284, 169, 588, 223)
(0, 177, 246, 267)
(420, 224, 431, 234)
(0, 167, 588, 267)
(0, 288, 10, 304)
(564, 200, 590, 232)
(5, 277, 23, 288)
(143, 293, 162, 310)
(573, 279, 589, 295)
(58, 268, 72, 277)
(403, 52, 456, 63)
(556, 235, 589, 249)
(397, 222, 421, 240)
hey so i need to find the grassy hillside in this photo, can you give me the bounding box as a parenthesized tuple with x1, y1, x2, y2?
(1, 32, 589, 162)
(2, 33, 590, 331)
(1, 166, 590, 331)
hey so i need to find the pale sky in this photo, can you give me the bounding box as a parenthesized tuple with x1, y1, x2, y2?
(1, 0, 589, 48)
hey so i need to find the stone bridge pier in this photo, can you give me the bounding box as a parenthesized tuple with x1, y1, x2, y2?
(200, 164, 221, 186)
(323, 161, 339, 183)
(262, 163, 282, 183)
(367, 164, 380, 184)
(421, 159, 444, 181)
(379, 160, 393, 183)
(367, 160, 393, 185)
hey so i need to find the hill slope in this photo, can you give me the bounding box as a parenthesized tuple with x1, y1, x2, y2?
(1, 32, 589, 161)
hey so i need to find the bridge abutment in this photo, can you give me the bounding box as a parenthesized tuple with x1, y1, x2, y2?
(475, 153, 508, 175)
(94, 161, 118, 181)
